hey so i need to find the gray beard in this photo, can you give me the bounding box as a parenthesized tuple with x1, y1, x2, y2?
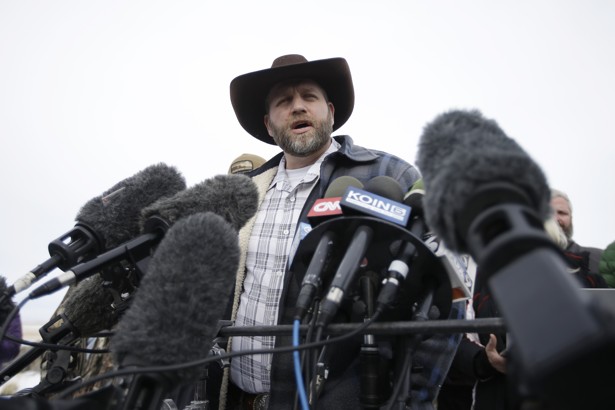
(270, 114, 333, 157)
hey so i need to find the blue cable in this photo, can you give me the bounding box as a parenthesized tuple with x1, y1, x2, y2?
(293, 319, 310, 410)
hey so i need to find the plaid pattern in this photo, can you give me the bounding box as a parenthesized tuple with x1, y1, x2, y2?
(230, 141, 340, 393)
(221, 136, 462, 409)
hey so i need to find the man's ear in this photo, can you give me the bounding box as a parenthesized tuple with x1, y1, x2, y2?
(329, 102, 335, 126)
(264, 115, 273, 137)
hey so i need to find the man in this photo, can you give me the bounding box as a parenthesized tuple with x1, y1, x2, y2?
(220, 54, 463, 410)
(550, 189, 603, 273)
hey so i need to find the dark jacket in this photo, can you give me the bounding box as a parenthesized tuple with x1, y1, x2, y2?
(566, 240, 603, 274)
(448, 247, 608, 410)
(222, 135, 463, 410)
(1, 306, 22, 366)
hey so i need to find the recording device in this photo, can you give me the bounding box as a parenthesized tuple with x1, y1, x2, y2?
(376, 179, 426, 309)
(110, 212, 239, 410)
(7, 163, 186, 296)
(295, 176, 364, 320)
(28, 174, 258, 299)
(306, 176, 363, 225)
(417, 109, 615, 409)
(316, 177, 412, 328)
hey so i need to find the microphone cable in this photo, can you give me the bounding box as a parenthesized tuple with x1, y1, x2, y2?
(295, 298, 320, 410)
(2, 334, 109, 354)
(293, 319, 310, 410)
(54, 308, 385, 402)
(383, 285, 436, 410)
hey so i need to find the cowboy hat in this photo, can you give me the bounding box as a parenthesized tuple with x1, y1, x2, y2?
(230, 54, 354, 144)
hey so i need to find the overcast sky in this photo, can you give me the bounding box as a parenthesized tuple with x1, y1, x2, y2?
(1, 0, 614, 327)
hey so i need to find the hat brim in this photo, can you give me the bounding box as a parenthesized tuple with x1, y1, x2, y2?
(230, 57, 354, 145)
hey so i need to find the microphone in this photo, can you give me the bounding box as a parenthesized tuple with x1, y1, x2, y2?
(306, 176, 363, 226)
(7, 163, 186, 296)
(416, 109, 615, 409)
(416, 109, 552, 262)
(399, 179, 473, 303)
(58, 275, 120, 337)
(29, 174, 258, 299)
(339, 176, 411, 227)
(316, 177, 411, 328)
(295, 176, 364, 320)
(109, 212, 239, 410)
(376, 179, 427, 309)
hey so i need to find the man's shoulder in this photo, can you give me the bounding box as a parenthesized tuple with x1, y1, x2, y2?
(568, 240, 604, 254)
(335, 135, 416, 169)
(333, 135, 420, 189)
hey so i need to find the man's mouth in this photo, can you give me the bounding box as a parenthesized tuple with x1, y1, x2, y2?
(291, 120, 313, 132)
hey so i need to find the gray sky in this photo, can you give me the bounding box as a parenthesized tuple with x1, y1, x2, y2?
(1, 0, 614, 327)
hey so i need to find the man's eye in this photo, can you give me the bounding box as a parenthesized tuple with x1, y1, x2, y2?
(275, 97, 291, 106)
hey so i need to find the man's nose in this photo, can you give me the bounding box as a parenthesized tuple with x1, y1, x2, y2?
(290, 96, 307, 113)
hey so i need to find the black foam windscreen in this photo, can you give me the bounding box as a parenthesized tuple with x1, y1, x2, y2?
(110, 212, 239, 383)
(416, 109, 551, 253)
(77, 163, 186, 250)
(140, 174, 259, 233)
(59, 275, 118, 337)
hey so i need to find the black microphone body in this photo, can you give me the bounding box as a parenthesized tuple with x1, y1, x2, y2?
(29, 174, 258, 298)
(8, 163, 186, 296)
(377, 179, 427, 309)
(110, 212, 240, 410)
(416, 109, 615, 409)
(295, 176, 364, 320)
(315, 177, 410, 328)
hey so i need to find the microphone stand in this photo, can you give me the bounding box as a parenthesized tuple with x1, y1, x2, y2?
(386, 283, 436, 410)
(359, 273, 383, 410)
(1, 314, 79, 389)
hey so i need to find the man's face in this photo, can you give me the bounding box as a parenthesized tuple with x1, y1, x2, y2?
(551, 196, 573, 239)
(264, 79, 334, 157)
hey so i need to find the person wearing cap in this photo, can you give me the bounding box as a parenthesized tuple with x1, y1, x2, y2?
(228, 153, 267, 175)
(220, 54, 464, 410)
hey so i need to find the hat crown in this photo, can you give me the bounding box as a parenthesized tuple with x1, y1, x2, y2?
(231, 54, 354, 145)
(271, 54, 308, 68)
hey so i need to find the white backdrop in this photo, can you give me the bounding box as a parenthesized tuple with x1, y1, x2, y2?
(1, 0, 614, 327)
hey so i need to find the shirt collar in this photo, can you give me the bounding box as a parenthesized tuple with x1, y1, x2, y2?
(269, 139, 341, 191)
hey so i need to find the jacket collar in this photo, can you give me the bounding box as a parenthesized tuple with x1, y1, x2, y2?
(249, 135, 378, 178)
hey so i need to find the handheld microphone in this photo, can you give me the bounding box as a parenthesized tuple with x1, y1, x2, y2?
(110, 212, 239, 410)
(295, 177, 364, 320)
(316, 177, 410, 328)
(416, 109, 615, 409)
(8, 163, 186, 297)
(339, 177, 411, 227)
(377, 179, 427, 309)
(306, 176, 363, 226)
(28, 174, 258, 299)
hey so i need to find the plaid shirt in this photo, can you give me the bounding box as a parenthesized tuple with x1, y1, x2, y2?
(224, 135, 464, 410)
(230, 141, 341, 393)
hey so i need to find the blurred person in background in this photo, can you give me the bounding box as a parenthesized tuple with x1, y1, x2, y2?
(550, 188, 604, 273)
